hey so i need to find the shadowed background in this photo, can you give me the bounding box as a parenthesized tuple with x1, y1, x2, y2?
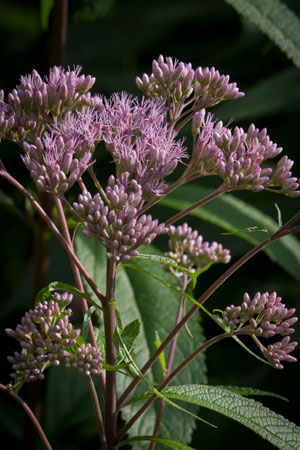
(0, 1, 299, 449)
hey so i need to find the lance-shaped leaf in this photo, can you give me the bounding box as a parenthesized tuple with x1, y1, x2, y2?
(130, 384, 300, 449)
(224, 0, 300, 68)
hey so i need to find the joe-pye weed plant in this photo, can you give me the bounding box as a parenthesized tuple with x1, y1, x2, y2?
(1, 54, 300, 450)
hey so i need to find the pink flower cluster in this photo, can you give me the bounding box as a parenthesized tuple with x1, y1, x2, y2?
(136, 55, 244, 120)
(5, 292, 103, 382)
(190, 111, 300, 196)
(101, 93, 187, 198)
(73, 172, 168, 263)
(223, 291, 298, 369)
(165, 222, 231, 274)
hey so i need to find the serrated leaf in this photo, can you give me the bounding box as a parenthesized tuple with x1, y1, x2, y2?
(159, 184, 300, 282)
(133, 384, 300, 449)
(224, 0, 300, 67)
(74, 233, 207, 449)
(116, 435, 196, 449)
(215, 385, 288, 402)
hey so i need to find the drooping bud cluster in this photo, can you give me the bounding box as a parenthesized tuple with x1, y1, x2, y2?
(223, 291, 298, 369)
(101, 92, 187, 198)
(5, 292, 103, 383)
(136, 55, 244, 121)
(73, 172, 168, 263)
(165, 222, 231, 275)
(190, 112, 300, 197)
(65, 343, 103, 376)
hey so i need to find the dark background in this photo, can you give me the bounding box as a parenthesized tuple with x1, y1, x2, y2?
(0, 0, 300, 449)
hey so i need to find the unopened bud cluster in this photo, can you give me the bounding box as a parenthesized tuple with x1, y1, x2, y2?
(73, 172, 168, 263)
(9, 66, 95, 121)
(165, 222, 231, 274)
(223, 291, 298, 369)
(136, 55, 244, 120)
(5, 292, 103, 382)
(190, 112, 300, 197)
(101, 93, 187, 198)
(65, 343, 103, 376)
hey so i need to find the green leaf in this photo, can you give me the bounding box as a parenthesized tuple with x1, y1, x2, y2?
(215, 385, 288, 402)
(224, 0, 300, 68)
(154, 330, 167, 376)
(134, 384, 300, 449)
(40, 0, 54, 31)
(35, 281, 102, 310)
(159, 184, 300, 282)
(113, 319, 141, 364)
(222, 226, 272, 239)
(74, 232, 207, 449)
(115, 435, 196, 449)
(131, 253, 194, 278)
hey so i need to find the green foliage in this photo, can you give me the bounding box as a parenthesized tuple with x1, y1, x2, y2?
(225, 0, 300, 67)
(74, 233, 207, 448)
(133, 384, 300, 449)
(116, 435, 197, 449)
(160, 184, 300, 282)
(40, 0, 54, 30)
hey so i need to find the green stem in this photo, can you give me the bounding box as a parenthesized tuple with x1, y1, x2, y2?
(0, 384, 53, 450)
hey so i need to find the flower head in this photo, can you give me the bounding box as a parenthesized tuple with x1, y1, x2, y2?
(8, 66, 95, 121)
(22, 130, 93, 194)
(73, 173, 168, 262)
(101, 92, 187, 198)
(165, 222, 231, 277)
(136, 55, 244, 119)
(190, 112, 300, 197)
(6, 292, 103, 383)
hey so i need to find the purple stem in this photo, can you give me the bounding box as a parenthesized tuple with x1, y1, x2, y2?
(55, 197, 106, 394)
(0, 165, 106, 305)
(149, 274, 188, 450)
(117, 212, 300, 411)
(86, 376, 108, 450)
(114, 331, 232, 443)
(0, 384, 53, 450)
(164, 183, 227, 227)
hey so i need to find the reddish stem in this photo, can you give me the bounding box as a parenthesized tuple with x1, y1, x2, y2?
(0, 384, 53, 450)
